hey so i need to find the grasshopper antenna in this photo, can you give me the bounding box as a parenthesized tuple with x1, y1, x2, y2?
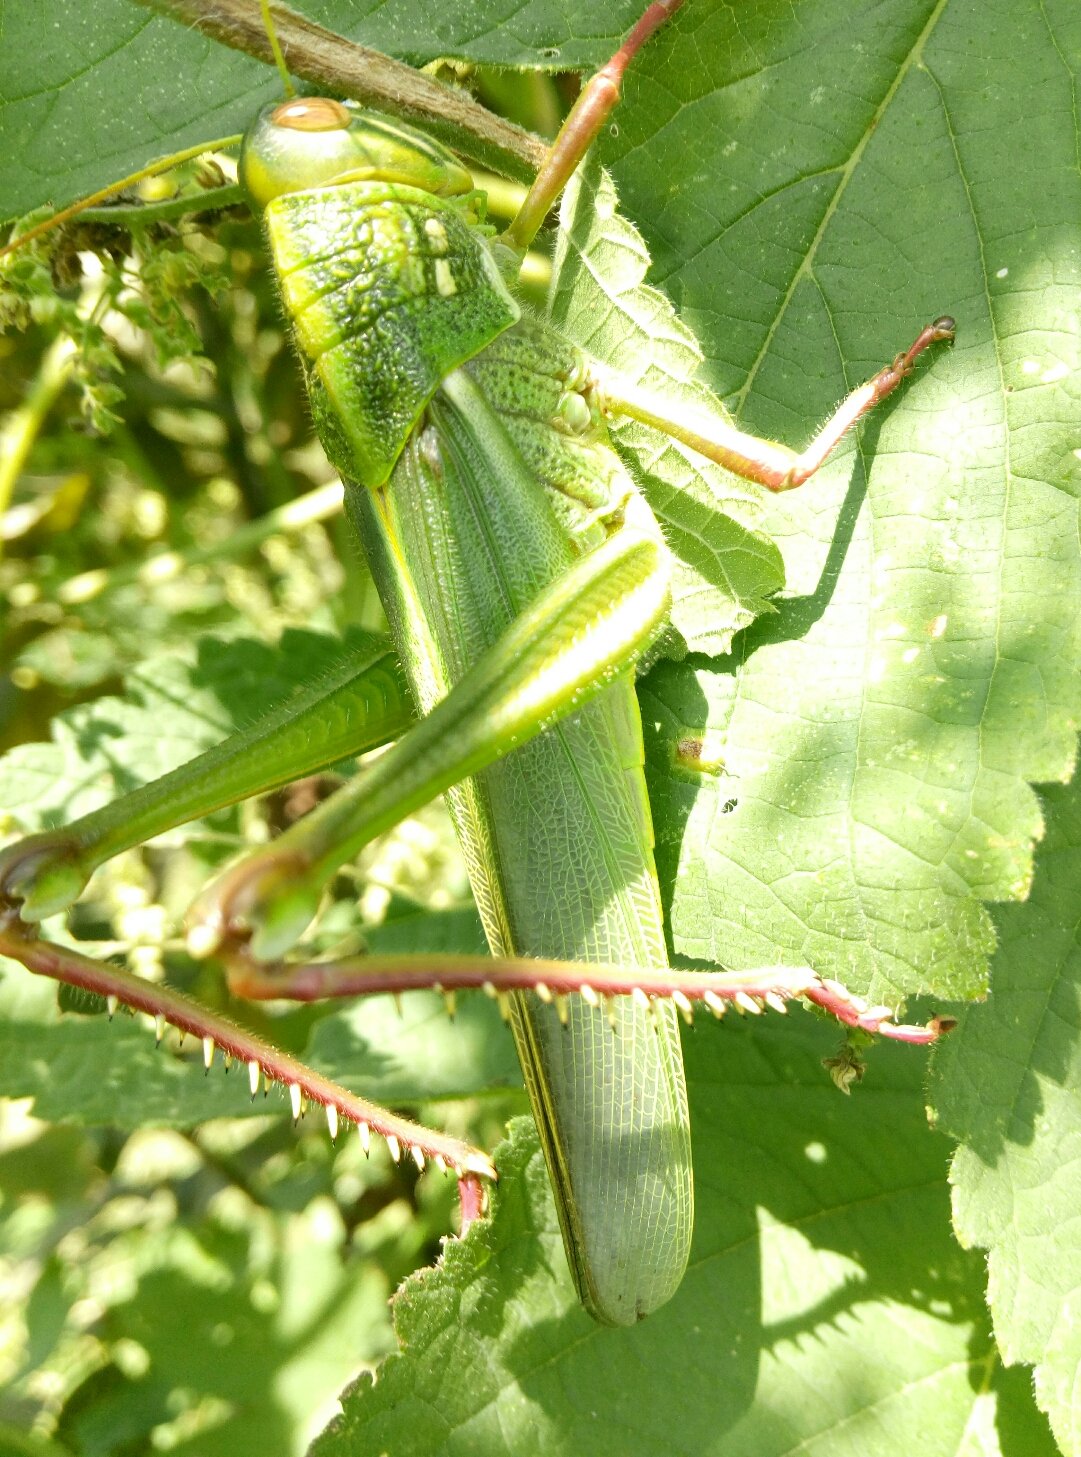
(260, 0, 296, 96)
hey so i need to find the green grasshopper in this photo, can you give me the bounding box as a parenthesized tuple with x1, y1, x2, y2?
(0, 0, 953, 1325)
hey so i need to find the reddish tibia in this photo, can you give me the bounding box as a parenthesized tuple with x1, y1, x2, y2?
(0, 910, 495, 1188)
(0, 907, 950, 1253)
(503, 0, 684, 251)
(772, 316, 958, 490)
(0, 897, 949, 1268)
(458, 1173, 488, 1232)
(0, 891, 949, 1223)
(228, 951, 954, 1047)
(594, 316, 957, 494)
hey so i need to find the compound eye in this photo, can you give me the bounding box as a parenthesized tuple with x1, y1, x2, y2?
(270, 97, 352, 132)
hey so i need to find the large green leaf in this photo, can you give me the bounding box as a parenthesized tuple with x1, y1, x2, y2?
(556, 0, 1081, 1010)
(930, 774, 1081, 1457)
(0, 0, 267, 220)
(550, 161, 786, 654)
(310, 1015, 1057, 1456)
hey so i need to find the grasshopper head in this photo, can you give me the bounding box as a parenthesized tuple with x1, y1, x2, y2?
(240, 97, 475, 209)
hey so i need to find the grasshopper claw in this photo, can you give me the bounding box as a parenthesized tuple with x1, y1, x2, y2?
(185, 848, 320, 961)
(0, 832, 91, 922)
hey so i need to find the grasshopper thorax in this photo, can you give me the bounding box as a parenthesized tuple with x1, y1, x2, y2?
(240, 98, 475, 211)
(244, 96, 520, 490)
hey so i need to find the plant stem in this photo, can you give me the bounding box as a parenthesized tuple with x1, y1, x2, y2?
(0, 336, 77, 561)
(137, 0, 547, 182)
(80, 184, 246, 227)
